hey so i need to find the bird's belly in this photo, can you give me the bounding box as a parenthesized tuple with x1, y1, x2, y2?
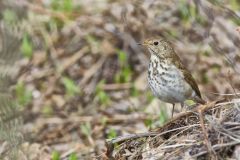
(148, 67, 192, 103)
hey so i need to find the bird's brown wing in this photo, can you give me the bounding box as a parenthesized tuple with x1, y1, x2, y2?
(171, 54, 202, 98)
(182, 68, 202, 98)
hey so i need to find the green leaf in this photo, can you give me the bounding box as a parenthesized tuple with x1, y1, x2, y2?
(80, 122, 91, 137)
(144, 118, 153, 128)
(185, 100, 195, 106)
(51, 0, 73, 12)
(146, 91, 154, 103)
(107, 128, 117, 139)
(158, 108, 168, 125)
(116, 49, 127, 65)
(63, 0, 73, 12)
(62, 77, 80, 97)
(86, 35, 100, 54)
(96, 79, 105, 93)
(15, 81, 32, 107)
(97, 91, 110, 105)
(114, 49, 133, 83)
(68, 153, 78, 160)
(114, 73, 121, 83)
(196, 15, 208, 26)
(21, 34, 33, 59)
(114, 66, 132, 83)
(51, 0, 60, 11)
(100, 116, 108, 126)
(167, 29, 179, 38)
(42, 105, 53, 115)
(51, 151, 60, 160)
(95, 80, 110, 105)
(178, 0, 190, 21)
(130, 86, 139, 97)
(3, 9, 17, 23)
(230, 0, 240, 11)
(122, 66, 131, 82)
(189, 4, 196, 18)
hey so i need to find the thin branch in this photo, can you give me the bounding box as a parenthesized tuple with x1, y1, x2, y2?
(209, 92, 240, 96)
(192, 141, 240, 158)
(107, 132, 158, 144)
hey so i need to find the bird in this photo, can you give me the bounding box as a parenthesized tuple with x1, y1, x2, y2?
(141, 38, 205, 117)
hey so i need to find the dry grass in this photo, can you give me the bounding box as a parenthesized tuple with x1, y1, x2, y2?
(108, 99, 240, 159)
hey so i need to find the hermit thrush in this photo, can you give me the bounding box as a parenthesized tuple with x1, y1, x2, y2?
(141, 38, 205, 117)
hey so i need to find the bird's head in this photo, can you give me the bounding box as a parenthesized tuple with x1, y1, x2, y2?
(141, 38, 174, 58)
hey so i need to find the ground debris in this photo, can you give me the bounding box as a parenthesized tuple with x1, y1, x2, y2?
(109, 99, 240, 159)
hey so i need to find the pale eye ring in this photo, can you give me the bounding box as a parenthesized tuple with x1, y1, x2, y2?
(153, 41, 159, 45)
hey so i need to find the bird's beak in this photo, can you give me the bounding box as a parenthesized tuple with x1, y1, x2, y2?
(138, 40, 149, 46)
(143, 40, 150, 46)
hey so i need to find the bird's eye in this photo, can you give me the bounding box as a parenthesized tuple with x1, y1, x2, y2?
(153, 41, 159, 45)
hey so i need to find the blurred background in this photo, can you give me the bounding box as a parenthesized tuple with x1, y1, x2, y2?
(0, 0, 240, 159)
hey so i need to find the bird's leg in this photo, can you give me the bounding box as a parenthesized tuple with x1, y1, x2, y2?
(181, 102, 184, 111)
(171, 103, 175, 118)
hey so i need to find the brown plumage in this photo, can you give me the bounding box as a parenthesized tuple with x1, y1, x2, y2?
(171, 53, 204, 102)
(142, 38, 205, 117)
